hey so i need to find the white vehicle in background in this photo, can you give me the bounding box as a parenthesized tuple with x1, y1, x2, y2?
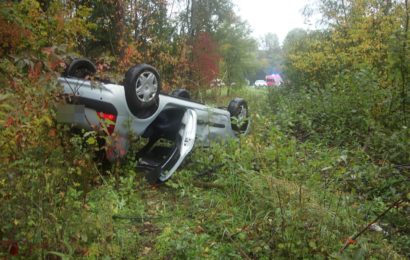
(254, 80, 267, 88)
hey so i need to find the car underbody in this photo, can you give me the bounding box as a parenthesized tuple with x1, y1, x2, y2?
(57, 59, 250, 182)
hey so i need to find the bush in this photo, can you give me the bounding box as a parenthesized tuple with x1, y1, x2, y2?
(268, 70, 410, 257)
(269, 69, 410, 164)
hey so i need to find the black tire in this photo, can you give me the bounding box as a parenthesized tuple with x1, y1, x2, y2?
(171, 88, 190, 99)
(228, 98, 250, 135)
(65, 58, 96, 79)
(124, 64, 161, 111)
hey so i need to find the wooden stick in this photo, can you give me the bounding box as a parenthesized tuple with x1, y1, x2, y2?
(340, 197, 405, 253)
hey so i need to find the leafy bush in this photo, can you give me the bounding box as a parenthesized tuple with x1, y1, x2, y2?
(269, 69, 410, 164)
(268, 72, 409, 256)
(1, 0, 408, 257)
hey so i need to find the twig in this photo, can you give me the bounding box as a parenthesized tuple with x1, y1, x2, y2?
(192, 181, 225, 190)
(112, 214, 162, 222)
(340, 196, 406, 253)
(195, 163, 224, 178)
(275, 185, 286, 238)
(393, 164, 410, 170)
(223, 231, 252, 260)
(112, 215, 147, 221)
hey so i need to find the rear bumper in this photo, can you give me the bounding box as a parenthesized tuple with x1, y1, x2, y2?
(57, 95, 118, 127)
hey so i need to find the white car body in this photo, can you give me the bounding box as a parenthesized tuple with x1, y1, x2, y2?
(57, 62, 250, 182)
(254, 80, 267, 87)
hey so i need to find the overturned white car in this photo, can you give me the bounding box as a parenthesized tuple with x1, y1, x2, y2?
(57, 59, 250, 182)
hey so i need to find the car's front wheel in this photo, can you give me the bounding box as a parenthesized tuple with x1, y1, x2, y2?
(124, 64, 161, 118)
(228, 98, 250, 136)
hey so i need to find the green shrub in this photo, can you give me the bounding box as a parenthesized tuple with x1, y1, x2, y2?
(269, 69, 409, 164)
(268, 70, 409, 257)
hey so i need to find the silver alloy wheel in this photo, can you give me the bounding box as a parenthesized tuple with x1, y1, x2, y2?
(135, 71, 158, 103)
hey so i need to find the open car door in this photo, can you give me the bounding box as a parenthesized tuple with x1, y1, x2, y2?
(137, 109, 197, 182)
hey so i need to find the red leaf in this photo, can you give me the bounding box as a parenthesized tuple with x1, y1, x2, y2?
(9, 241, 18, 256)
(5, 117, 14, 128)
(191, 32, 220, 85)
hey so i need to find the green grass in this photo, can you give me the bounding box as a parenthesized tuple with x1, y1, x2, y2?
(79, 87, 405, 258)
(1, 86, 406, 259)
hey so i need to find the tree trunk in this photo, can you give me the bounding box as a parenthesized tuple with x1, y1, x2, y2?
(114, 0, 126, 56)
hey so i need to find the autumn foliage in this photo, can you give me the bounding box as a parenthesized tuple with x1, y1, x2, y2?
(191, 32, 221, 86)
(0, 17, 31, 56)
(2, 0, 409, 258)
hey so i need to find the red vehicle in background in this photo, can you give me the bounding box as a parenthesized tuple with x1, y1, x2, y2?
(265, 74, 283, 87)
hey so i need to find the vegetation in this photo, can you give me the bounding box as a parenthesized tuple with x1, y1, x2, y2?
(1, 0, 409, 258)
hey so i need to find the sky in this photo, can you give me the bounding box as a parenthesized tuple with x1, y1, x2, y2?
(233, 0, 317, 44)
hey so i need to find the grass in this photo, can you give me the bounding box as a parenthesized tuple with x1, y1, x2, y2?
(1, 86, 406, 259)
(80, 86, 404, 258)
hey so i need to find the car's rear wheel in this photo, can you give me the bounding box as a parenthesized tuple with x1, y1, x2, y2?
(171, 88, 191, 99)
(228, 98, 250, 135)
(65, 58, 96, 79)
(124, 64, 161, 117)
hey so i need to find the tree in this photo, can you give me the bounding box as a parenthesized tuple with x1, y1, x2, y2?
(282, 0, 410, 125)
(77, 0, 127, 56)
(259, 33, 283, 75)
(191, 32, 220, 86)
(185, 0, 235, 37)
(216, 17, 259, 90)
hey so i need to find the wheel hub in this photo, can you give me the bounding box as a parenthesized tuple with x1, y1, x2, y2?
(135, 71, 158, 102)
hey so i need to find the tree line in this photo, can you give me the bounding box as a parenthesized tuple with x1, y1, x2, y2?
(0, 0, 263, 91)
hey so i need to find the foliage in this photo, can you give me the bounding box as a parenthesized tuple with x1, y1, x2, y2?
(280, 0, 410, 163)
(275, 0, 410, 256)
(253, 32, 283, 81)
(191, 32, 220, 86)
(62, 0, 257, 93)
(216, 19, 259, 87)
(282, 0, 409, 118)
(1, 0, 409, 258)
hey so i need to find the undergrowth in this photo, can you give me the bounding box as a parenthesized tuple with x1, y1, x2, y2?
(268, 72, 410, 257)
(1, 0, 409, 257)
(1, 81, 408, 258)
